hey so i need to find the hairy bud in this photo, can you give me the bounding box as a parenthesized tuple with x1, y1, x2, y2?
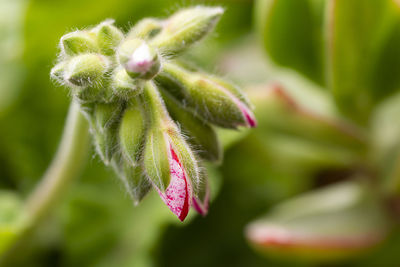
(113, 157, 151, 205)
(64, 53, 109, 88)
(142, 82, 199, 221)
(118, 38, 161, 80)
(60, 31, 99, 56)
(161, 89, 221, 162)
(157, 62, 256, 128)
(50, 61, 66, 84)
(151, 6, 224, 56)
(92, 19, 124, 56)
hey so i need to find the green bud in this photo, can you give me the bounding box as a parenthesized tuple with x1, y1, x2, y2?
(119, 98, 146, 165)
(127, 18, 163, 40)
(92, 102, 124, 164)
(118, 38, 161, 80)
(112, 67, 144, 100)
(92, 19, 124, 56)
(65, 53, 109, 88)
(50, 61, 66, 84)
(157, 62, 256, 128)
(151, 6, 224, 55)
(161, 89, 221, 162)
(112, 157, 151, 205)
(60, 31, 98, 56)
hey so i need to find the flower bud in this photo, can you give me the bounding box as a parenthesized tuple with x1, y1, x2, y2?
(92, 102, 124, 164)
(127, 18, 163, 40)
(64, 53, 109, 88)
(151, 6, 224, 55)
(119, 98, 146, 165)
(92, 19, 124, 56)
(157, 62, 256, 128)
(60, 31, 99, 56)
(118, 38, 161, 80)
(112, 67, 144, 100)
(113, 158, 151, 205)
(50, 61, 66, 84)
(161, 89, 221, 162)
(142, 82, 199, 221)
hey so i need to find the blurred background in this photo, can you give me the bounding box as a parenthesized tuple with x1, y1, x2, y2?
(2, 0, 400, 266)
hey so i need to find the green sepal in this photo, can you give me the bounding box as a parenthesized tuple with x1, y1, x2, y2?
(151, 6, 224, 56)
(92, 102, 125, 164)
(143, 126, 171, 192)
(112, 156, 151, 205)
(92, 19, 124, 56)
(142, 81, 172, 191)
(119, 98, 146, 165)
(50, 61, 67, 84)
(112, 67, 144, 100)
(64, 53, 109, 88)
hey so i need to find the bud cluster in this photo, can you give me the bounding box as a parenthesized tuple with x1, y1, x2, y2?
(51, 6, 256, 221)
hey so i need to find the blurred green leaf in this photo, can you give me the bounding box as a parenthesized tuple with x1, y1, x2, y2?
(255, 0, 325, 85)
(247, 84, 367, 170)
(246, 181, 390, 263)
(0, 191, 25, 257)
(0, 0, 26, 117)
(326, 0, 400, 122)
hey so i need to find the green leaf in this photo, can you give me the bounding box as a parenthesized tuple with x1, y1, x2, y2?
(248, 84, 367, 157)
(255, 0, 325, 85)
(0, 191, 25, 257)
(151, 6, 224, 56)
(0, 0, 27, 117)
(246, 182, 390, 263)
(326, 0, 398, 122)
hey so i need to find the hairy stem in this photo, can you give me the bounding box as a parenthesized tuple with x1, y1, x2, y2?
(0, 100, 90, 265)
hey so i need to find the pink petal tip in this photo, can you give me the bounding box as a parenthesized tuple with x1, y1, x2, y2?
(157, 146, 191, 221)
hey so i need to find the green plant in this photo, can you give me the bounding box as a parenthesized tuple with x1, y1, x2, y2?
(0, 6, 256, 264)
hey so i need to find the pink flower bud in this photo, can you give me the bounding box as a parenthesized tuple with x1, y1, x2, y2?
(156, 144, 192, 221)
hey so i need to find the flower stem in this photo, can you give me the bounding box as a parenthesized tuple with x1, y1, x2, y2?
(25, 100, 90, 225)
(0, 100, 90, 265)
